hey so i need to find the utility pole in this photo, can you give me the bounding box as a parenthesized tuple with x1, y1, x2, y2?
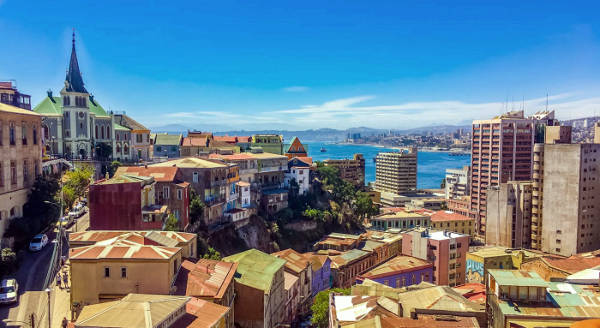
(45, 288, 51, 328)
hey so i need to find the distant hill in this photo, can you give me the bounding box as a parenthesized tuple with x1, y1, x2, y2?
(148, 124, 473, 141)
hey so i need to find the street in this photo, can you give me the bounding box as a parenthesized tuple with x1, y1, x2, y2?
(0, 211, 88, 327)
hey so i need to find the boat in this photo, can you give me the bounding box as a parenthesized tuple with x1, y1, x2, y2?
(320, 147, 327, 152)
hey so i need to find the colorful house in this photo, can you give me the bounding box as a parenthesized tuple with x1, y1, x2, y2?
(356, 255, 434, 288)
(304, 254, 331, 297)
(284, 136, 308, 159)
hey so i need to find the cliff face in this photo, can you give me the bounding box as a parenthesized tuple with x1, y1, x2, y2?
(207, 215, 276, 256)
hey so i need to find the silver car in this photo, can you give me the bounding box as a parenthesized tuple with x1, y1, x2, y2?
(0, 279, 18, 304)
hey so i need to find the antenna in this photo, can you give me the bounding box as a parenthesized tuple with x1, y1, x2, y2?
(545, 93, 549, 111)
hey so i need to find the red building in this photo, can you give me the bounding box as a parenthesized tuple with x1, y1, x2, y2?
(401, 228, 469, 287)
(470, 111, 534, 238)
(89, 174, 167, 230)
(114, 166, 190, 230)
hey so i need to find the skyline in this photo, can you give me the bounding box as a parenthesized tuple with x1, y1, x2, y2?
(2, 1, 600, 130)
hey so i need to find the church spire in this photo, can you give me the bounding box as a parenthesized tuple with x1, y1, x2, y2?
(65, 29, 88, 93)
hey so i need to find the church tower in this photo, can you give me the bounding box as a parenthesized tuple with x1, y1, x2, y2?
(60, 31, 92, 159)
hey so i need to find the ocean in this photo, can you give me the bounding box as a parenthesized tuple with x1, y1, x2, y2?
(305, 142, 471, 189)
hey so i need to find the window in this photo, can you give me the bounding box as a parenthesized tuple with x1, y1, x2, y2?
(116, 144, 121, 153)
(101, 126, 105, 139)
(123, 144, 129, 154)
(10, 161, 16, 185)
(136, 134, 142, 143)
(63, 96, 70, 106)
(95, 125, 98, 139)
(23, 160, 28, 184)
(121, 267, 127, 278)
(9, 122, 15, 145)
(193, 172, 199, 183)
(164, 186, 170, 199)
(177, 189, 183, 200)
(33, 126, 37, 144)
(104, 267, 110, 278)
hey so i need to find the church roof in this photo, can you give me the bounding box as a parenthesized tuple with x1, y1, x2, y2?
(33, 95, 110, 118)
(114, 113, 148, 131)
(65, 32, 87, 93)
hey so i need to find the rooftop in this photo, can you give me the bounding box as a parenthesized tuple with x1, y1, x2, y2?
(154, 133, 182, 146)
(488, 269, 549, 287)
(172, 297, 230, 328)
(69, 230, 196, 247)
(94, 174, 154, 186)
(222, 249, 285, 293)
(372, 211, 430, 220)
(70, 243, 180, 261)
(542, 252, 600, 274)
(150, 157, 227, 169)
(330, 249, 371, 268)
(174, 259, 237, 300)
(114, 166, 180, 183)
(273, 248, 310, 274)
(430, 210, 473, 222)
(360, 256, 432, 279)
(74, 294, 190, 328)
(468, 246, 519, 258)
(0, 102, 39, 116)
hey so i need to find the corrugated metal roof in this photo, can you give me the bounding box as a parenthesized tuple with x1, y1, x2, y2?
(488, 269, 549, 287)
(223, 249, 285, 293)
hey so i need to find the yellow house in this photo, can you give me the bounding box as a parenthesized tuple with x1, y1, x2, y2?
(430, 210, 475, 236)
(70, 243, 182, 306)
(466, 246, 543, 284)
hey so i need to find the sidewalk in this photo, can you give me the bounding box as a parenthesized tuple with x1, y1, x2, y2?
(50, 267, 72, 328)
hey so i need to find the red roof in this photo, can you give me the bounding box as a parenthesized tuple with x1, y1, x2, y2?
(430, 210, 473, 222)
(115, 166, 180, 182)
(172, 297, 230, 328)
(174, 259, 237, 299)
(182, 137, 209, 147)
(0, 82, 13, 89)
(295, 157, 313, 165)
(542, 253, 600, 273)
(208, 153, 254, 161)
(213, 136, 238, 143)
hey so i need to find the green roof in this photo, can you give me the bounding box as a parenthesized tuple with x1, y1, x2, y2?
(114, 122, 130, 131)
(154, 133, 182, 146)
(488, 269, 549, 287)
(223, 249, 285, 293)
(33, 95, 110, 118)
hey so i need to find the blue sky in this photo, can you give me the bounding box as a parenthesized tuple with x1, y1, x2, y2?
(2, 1, 600, 130)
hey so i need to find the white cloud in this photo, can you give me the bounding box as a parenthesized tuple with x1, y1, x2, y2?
(282, 86, 310, 92)
(155, 92, 600, 130)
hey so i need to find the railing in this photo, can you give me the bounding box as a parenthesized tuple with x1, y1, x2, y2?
(43, 228, 67, 289)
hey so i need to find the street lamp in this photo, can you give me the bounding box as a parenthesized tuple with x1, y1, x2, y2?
(45, 287, 51, 328)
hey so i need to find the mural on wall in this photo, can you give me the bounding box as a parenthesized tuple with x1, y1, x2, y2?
(466, 259, 484, 283)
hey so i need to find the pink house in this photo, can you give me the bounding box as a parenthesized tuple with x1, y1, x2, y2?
(401, 228, 469, 287)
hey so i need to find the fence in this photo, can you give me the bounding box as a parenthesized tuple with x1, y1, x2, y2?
(43, 228, 67, 290)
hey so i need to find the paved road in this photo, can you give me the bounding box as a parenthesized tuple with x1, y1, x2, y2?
(70, 211, 89, 233)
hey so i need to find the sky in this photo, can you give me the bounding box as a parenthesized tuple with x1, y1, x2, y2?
(2, 1, 600, 131)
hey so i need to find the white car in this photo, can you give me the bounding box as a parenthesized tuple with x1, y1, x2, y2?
(68, 206, 85, 219)
(0, 279, 18, 304)
(29, 234, 49, 252)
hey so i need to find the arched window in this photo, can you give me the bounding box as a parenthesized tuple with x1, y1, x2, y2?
(116, 144, 121, 153)
(33, 126, 38, 145)
(101, 126, 105, 139)
(123, 144, 129, 155)
(95, 125, 98, 139)
(116, 133, 120, 141)
(107, 128, 110, 140)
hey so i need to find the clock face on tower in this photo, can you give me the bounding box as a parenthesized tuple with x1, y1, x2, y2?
(79, 111, 85, 118)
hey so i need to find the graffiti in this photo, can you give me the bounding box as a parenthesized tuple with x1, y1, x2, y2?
(466, 259, 484, 283)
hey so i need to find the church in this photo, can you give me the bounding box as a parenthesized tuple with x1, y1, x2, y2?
(34, 33, 119, 161)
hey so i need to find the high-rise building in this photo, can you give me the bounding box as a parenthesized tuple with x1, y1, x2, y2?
(374, 148, 417, 195)
(530, 125, 572, 250)
(540, 143, 600, 256)
(485, 181, 533, 249)
(470, 111, 534, 238)
(445, 165, 470, 199)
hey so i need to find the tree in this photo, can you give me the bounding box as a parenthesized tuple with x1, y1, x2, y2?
(163, 213, 180, 231)
(202, 247, 221, 260)
(355, 191, 378, 222)
(311, 288, 350, 328)
(95, 142, 113, 161)
(189, 189, 206, 225)
(62, 185, 77, 211)
(64, 165, 94, 199)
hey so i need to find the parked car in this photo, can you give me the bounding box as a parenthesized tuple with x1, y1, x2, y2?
(56, 216, 73, 228)
(0, 279, 18, 304)
(29, 234, 49, 252)
(80, 197, 88, 206)
(68, 206, 86, 219)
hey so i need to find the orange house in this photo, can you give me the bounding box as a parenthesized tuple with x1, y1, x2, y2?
(285, 137, 307, 159)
